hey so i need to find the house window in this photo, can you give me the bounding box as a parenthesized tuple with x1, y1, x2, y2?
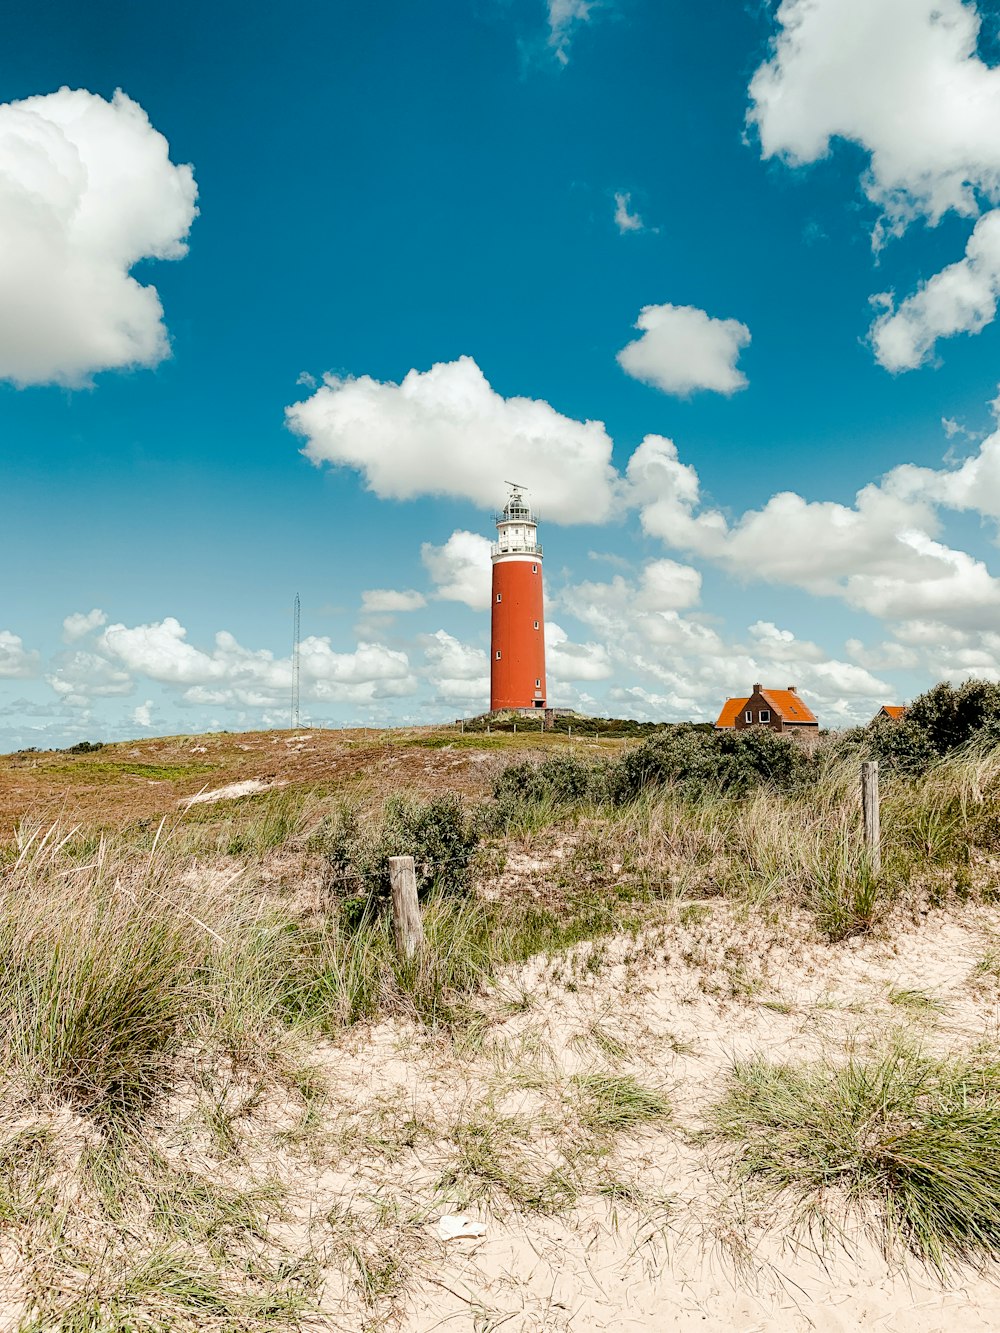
(744, 711, 752, 723)
(533, 620, 539, 629)
(495, 650, 501, 660)
(532, 564, 538, 573)
(496, 593, 502, 602)
(759, 710, 771, 723)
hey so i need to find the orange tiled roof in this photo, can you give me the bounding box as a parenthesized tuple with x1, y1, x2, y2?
(879, 705, 907, 720)
(758, 689, 818, 724)
(715, 697, 749, 728)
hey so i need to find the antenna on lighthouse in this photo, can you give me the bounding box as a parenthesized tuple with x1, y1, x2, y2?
(291, 594, 301, 730)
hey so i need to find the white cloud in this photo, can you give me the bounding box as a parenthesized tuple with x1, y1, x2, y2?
(749, 0, 1000, 232)
(0, 630, 39, 679)
(635, 558, 702, 611)
(846, 637, 921, 672)
(750, 1, 1000, 361)
(872, 210, 1000, 370)
(0, 87, 197, 387)
(287, 356, 620, 524)
(419, 630, 488, 704)
(617, 304, 751, 397)
(547, 0, 597, 65)
(46, 649, 133, 705)
(360, 588, 426, 613)
(62, 608, 107, 642)
(421, 529, 493, 610)
(556, 556, 889, 722)
(95, 616, 416, 709)
(624, 422, 1000, 630)
(546, 622, 613, 681)
(613, 191, 644, 234)
(133, 700, 154, 728)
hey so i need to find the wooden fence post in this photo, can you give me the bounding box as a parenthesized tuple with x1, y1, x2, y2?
(389, 855, 424, 960)
(861, 761, 881, 876)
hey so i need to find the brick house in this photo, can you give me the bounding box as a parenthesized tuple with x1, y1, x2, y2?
(715, 684, 819, 734)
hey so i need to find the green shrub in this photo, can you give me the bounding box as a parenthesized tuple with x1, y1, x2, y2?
(907, 680, 1000, 756)
(606, 725, 810, 804)
(864, 716, 937, 775)
(318, 795, 478, 924)
(492, 754, 598, 806)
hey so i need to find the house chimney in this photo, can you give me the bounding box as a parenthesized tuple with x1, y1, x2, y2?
(787, 685, 797, 693)
(752, 683, 762, 693)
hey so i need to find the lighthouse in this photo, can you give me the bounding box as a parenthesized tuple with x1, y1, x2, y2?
(490, 483, 546, 712)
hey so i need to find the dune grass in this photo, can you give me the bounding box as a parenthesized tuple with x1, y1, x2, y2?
(711, 1040, 1000, 1274)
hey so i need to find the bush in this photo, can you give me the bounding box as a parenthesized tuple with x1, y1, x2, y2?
(869, 714, 938, 778)
(492, 754, 597, 807)
(907, 680, 1000, 756)
(318, 795, 478, 924)
(606, 725, 811, 804)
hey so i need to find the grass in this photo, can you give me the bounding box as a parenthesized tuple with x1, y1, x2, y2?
(888, 987, 946, 1013)
(574, 1073, 672, 1134)
(711, 1040, 1000, 1273)
(440, 1112, 580, 1215)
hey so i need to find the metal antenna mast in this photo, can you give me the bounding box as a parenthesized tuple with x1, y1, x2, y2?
(291, 594, 301, 730)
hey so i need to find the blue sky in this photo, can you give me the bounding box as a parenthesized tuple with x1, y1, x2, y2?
(5, 0, 1000, 746)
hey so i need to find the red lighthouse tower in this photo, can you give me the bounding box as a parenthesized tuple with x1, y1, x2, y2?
(490, 483, 546, 712)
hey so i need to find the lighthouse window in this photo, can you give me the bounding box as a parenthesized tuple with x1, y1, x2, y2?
(533, 620, 539, 629)
(496, 593, 502, 602)
(532, 564, 538, 573)
(535, 679, 541, 687)
(495, 650, 501, 660)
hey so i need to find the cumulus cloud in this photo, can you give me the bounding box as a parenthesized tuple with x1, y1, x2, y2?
(0, 630, 39, 679)
(546, 622, 613, 681)
(750, 0, 1000, 362)
(872, 210, 1000, 370)
(287, 356, 619, 524)
(133, 700, 154, 728)
(421, 530, 493, 610)
(617, 304, 751, 397)
(93, 616, 416, 709)
(556, 557, 889, 722)
(625, 420, 1000, 630)
(749, 0, 1000, 231)
(360, 589, 426, 613)
(62, 608, 107, 642)
(0, 87, 197, 387)
(419, 630, 488, 704)
(46, 649, 132, 706)
(613, 191, 644, 234)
